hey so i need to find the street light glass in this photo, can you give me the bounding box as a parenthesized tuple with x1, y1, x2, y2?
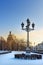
(27, 18, 30, 26)
(21, 22, 24, 29)
(32, 23, 35, 29)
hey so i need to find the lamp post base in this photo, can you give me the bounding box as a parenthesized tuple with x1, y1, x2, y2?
(26, 47, 30, 53)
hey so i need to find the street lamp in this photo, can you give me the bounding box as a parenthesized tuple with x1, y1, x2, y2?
(32, 23, 35, 30)
(21, 22, 24, 29)
(21, 18, 35, 53)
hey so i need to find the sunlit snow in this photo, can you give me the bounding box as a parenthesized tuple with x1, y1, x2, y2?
(0, 51, 43, 65)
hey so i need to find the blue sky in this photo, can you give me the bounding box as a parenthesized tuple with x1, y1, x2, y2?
(0, 0, 43, 39)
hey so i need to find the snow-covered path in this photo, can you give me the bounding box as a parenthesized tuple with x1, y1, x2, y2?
(0, 51, 43, 65)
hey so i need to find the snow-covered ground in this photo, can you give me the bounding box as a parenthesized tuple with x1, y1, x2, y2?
(0, 50, 11, 54)
(0, 51, 43, 65)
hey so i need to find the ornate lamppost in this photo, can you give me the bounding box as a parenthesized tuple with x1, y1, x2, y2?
(21, 18, 35, 53)
(15, 19, 42, 59)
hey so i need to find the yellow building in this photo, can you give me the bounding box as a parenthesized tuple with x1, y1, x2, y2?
(7, 31, 16, 50)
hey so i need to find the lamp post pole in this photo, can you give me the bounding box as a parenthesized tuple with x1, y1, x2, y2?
(21, 18, 35, 53)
